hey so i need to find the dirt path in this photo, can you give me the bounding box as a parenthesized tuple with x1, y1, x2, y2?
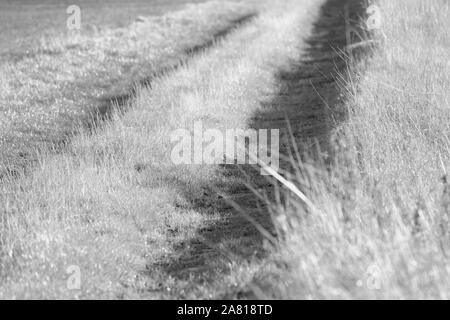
(0, 2, 257, 179)
(151, 0, 365, 298)
(0, 0, 369, 299)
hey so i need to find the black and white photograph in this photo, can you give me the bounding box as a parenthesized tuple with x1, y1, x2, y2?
(0, 0, 448, 303)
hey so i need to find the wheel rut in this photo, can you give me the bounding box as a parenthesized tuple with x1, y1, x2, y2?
(0, 12, 258, 181)
(150, 0, 367, 298)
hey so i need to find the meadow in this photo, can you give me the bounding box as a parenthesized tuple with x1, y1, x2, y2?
(0, 0, 253, 175)
(0, 0, 206, 58)
(257, 0, 450, 299)
(0, 0, 448, 299)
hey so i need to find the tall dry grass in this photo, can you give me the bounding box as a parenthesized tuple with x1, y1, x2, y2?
(0, 0, 323, 299)
(262, 0, 450, 299)
(0, 0, 256, 172)
(2, 0, 447, 300)
(0, 0, 261, 299)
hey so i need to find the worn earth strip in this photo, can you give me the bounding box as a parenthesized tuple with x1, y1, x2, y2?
(0, 1, 261, 299)
(152, 0, 365, 298)
(0, 1, 257, 177)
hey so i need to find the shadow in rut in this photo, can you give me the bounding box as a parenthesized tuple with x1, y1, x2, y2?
(148, 0, 367, 298)
(92, 14, 257, 125)
(0, 14, 257, 180)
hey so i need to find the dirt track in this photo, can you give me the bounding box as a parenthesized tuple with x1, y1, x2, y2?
(0, 2, 256, 179)
(149, 0, 366, 298)
(0, 0, 369, 299)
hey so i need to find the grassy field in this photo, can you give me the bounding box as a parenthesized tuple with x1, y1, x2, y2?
(0, 0, 321, 299)
(0, 0, 255, 175)
(0, 0, 207, 58)
(255, 0, 450, 299)
(0, 0, 265, 299)
(0, 0, 448, 300)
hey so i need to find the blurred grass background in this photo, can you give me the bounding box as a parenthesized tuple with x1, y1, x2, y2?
(0, 0, 208, 59)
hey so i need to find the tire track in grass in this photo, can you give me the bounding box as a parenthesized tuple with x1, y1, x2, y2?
(0, 1, 261, 299)
(0, 2, 258, 180)
(91, 13, 257, 128)
(149, 0, 366, 299)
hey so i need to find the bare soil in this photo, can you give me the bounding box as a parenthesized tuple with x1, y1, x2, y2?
(148, 0, 366, 298)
